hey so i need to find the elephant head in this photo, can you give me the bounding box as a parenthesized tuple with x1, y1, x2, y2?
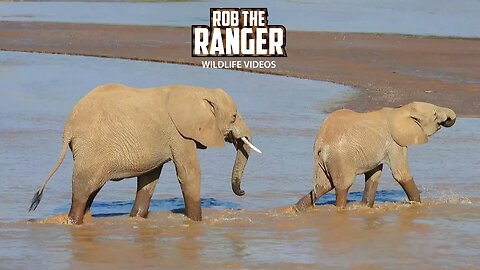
(388, 101, 457, 147)
(167, 86, 260, 196)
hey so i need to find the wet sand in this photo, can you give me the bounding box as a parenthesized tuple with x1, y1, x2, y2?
(0, 21, 479, 116)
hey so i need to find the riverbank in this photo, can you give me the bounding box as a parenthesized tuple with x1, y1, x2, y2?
(0, 21, 478, 116)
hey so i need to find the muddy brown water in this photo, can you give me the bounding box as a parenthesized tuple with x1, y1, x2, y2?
(0, 51, 479, 269)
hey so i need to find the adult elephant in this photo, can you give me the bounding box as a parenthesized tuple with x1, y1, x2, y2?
(294, 102, 456, 211)
(29, 83, 261, 224)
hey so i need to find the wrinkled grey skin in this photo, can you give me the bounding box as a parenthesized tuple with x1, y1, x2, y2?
(30, 84, 253, 224)
(294, 102, 456, 211)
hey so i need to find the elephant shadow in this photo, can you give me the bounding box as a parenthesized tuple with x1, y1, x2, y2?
(51, 190, 407, 216)
(53, 198, 240, 218)
(315, 190, 407, 206)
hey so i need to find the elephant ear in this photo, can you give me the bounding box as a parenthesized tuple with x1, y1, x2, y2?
(167, 87, 225, 148)
(388, 106, 428, 147)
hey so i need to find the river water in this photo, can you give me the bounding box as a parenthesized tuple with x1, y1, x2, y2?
(0, 0, 479, 37)
(0, 51, 479, 269)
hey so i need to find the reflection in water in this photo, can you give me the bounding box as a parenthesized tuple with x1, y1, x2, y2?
(0, 52, 479, 269)
(41, 201, 480, 269)
(53, 197, 240, 218)
(315, 190, 403, 206)
(68, 218, 206, 269)
(3, 200, 480, 269)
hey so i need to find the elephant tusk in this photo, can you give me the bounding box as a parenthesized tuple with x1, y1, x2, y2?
(241, 137, 262, 154)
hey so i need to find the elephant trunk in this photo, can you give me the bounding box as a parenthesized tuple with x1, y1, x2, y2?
(230, 116, 252, 196)
(441, 117, 456, 127)
(440, 108, 457, 127)
(231, 137, 250, 196)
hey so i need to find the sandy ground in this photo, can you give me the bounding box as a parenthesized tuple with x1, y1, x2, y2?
(0, 21, 479, 116)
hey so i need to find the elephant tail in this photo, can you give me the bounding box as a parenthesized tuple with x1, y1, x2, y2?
(29, 138, 70, 212)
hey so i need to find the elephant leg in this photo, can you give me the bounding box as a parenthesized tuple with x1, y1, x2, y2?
(68, 195, 88, 225)
(294, 184, 333, 212)
(398, 178, 421, 203)
(335, 188, 350, 208)
(68, 167, 105, 225)
(130, 166, 162, 218)
(362, 164, 383, 207)
(294, 166, 333, 212)
(389, 148, 421, 203)
(335, 175, 355, 208)
(173, 140, 202, 221)
(84, 185, 104, 219)
(330, 169, 355, 208)
(69, 185, 99, 225)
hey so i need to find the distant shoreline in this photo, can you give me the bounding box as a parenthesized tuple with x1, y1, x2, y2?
(0, 21, 479, 116)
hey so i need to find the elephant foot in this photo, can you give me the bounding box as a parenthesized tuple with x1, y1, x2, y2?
(294, 184, 332, 212)
(130, 208, 149, 219)
(65, 210, 94, 225)
(362, 180, 379, 208)
(294, 193, 316, 212)
(361, 196, 376, 208)
(182, 194, 202, 221)
(335, 188, 349, 208)
(362, 164, 382, 208)
(187, 215, 202, 221)
(67, 215, 83, 225)
(130, 191, 153, 219)
(131, 167, 161, 219)
(68, 198, 87, 225)
(399, 178, 421, 203)
(185, 206, 202, 221)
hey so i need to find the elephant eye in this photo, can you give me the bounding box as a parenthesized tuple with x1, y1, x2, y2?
(411, 116, 422, 126)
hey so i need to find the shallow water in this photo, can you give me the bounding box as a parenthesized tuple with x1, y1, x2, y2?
(0, 0, 479, 37)
(0, 51, 479, 269)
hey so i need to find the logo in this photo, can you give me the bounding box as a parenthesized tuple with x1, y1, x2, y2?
(192, 8, 287, 57)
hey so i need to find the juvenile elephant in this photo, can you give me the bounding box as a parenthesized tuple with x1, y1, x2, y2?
(294, 102, 456, 211)
(29, 83, 261, 224)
